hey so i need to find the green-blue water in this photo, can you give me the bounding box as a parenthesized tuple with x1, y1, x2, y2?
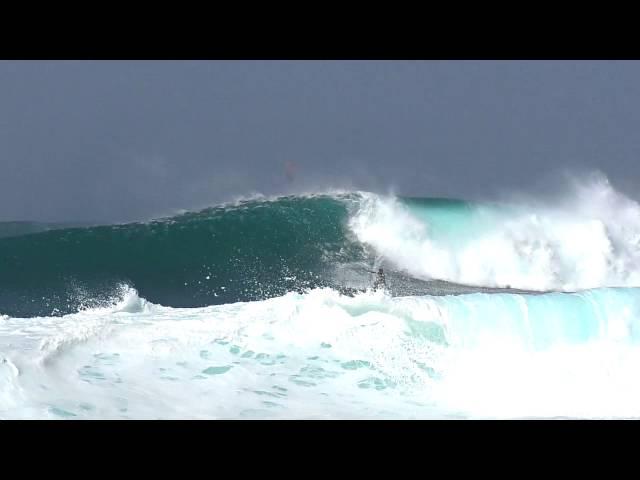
(3, 190, 640, 419)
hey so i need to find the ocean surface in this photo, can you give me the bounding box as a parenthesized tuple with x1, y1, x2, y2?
(3, 178, 640, 419)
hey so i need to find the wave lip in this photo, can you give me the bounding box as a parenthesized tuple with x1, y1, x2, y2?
(349, 177, 640, 292)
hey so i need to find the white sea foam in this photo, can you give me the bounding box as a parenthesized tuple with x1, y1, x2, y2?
(2, 285, 640, 419)
(350, 175, 640, 291)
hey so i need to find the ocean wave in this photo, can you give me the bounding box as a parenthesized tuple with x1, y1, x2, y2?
(2, 285, 640, 418)
(4, 175, 640, 317)
(351, 175, 640, 291)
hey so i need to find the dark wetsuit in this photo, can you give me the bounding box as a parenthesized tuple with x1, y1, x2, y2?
(373, 268, 386, 290)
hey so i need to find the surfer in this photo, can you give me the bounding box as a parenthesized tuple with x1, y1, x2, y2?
(372, 268, 386, 290)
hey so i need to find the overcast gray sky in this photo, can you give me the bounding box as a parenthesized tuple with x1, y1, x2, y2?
(1, 60, 640, 222)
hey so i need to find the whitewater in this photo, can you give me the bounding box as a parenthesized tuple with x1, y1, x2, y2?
(3, 174, 640, 419)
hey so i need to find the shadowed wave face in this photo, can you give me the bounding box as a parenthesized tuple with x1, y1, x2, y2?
(0, 194, 374, 317)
